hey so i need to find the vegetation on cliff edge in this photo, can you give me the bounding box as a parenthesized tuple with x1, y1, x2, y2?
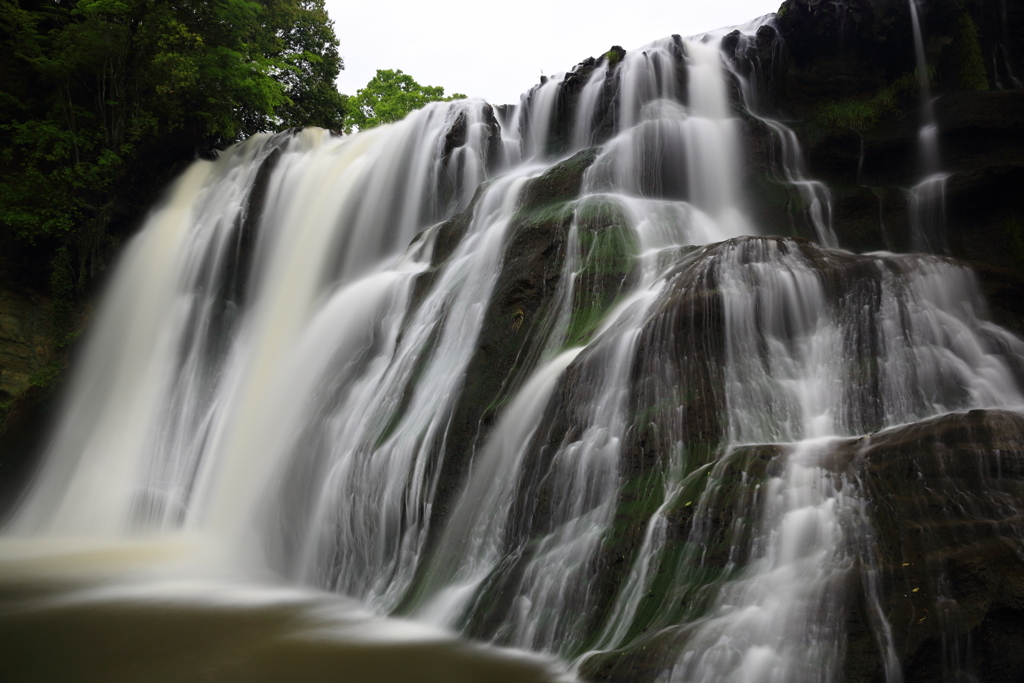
(344, 68, 465, 133)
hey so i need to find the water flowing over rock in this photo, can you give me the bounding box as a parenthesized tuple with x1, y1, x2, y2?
(3, 3, 1024, 682)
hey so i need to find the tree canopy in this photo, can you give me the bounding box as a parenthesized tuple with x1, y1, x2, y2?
(345, 69, 465, 133)
(0, 0, 347, 299)
(0, 0, 470, 339)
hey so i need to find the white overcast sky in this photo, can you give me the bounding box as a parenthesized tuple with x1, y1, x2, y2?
(325, 0, 781, 106)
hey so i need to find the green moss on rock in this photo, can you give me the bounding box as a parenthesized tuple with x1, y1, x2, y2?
(516, 147, 601, 215)
(812, 71, 916, 129)
(565, 203, 638, 347)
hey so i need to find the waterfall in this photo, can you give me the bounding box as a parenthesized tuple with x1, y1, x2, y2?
(994, 0, 1022, 89)
(3, 17, 1024, 683)
(907, 0, 949, 253)
(719, 17, 838, 247)
(655, 240, 1024, 683)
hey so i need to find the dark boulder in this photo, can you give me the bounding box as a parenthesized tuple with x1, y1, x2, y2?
(844, 409, 1024, 683)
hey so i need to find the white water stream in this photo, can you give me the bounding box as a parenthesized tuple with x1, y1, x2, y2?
(907, 0, 950, 254)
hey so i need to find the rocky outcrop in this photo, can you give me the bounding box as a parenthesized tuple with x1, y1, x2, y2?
(415, 148, 601, 557)
(847, 409, 1024, 683)
(733, 1, 1024, 278)
(764, 89, 1024, 260)
(517, 39, 689, 158)
(426, 13, 1024, 678)
(769, 0, 1024, 113)
(531, 235, 1024, 682)
(579, 405, 1024, 683)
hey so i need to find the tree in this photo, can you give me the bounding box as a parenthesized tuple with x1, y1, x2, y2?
(345, 69, 465, 133)
(260, 0, 348, 130)
(0, 0, 347, 301)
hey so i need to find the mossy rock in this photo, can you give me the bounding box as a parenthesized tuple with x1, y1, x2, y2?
(516, 148, 601, 215)
(412, 147, 605, 564)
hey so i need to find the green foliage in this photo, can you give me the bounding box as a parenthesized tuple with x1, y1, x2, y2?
(814, 99, 888, 130)
(48, 246, 77, 347)
(813, 72, 917, 129)
(0, 0, 347, 299)
(263, 0, 349, 129)
(27, 360, 65, 391)
(956, 12, 989, 91)
(603, 47, 624, 66)
(344, 69, 465, 133)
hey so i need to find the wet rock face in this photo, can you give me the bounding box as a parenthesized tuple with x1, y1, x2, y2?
(722, 24, 789, 115)
(547, 236, 1024, 682)
(441, 104, 504, 179)
(772, 0, 911, 115)
(580, 404, 1024, 683)
(517, 39, 688, 159)
(771, 0, 1024, 108)
(784, 90, 1024, 262)
(0, 285, 52, 404)
(844, 409, 1024, 683)
(420, 148, 599, 549)
(735, 1, 1024, 275)
(0, 282, 57, 519)
(795, 89, 1024, 189)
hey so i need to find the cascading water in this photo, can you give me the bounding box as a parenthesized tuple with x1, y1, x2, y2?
(406, 36, 757, 657)
(653, 240, 1024, 683)
(907, 0, 949, 253)
(573, 62, 611, 150)
(3, 15, 1024, 683)
(993, 0, 1022, 89)
(719, 18, 839, 247)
